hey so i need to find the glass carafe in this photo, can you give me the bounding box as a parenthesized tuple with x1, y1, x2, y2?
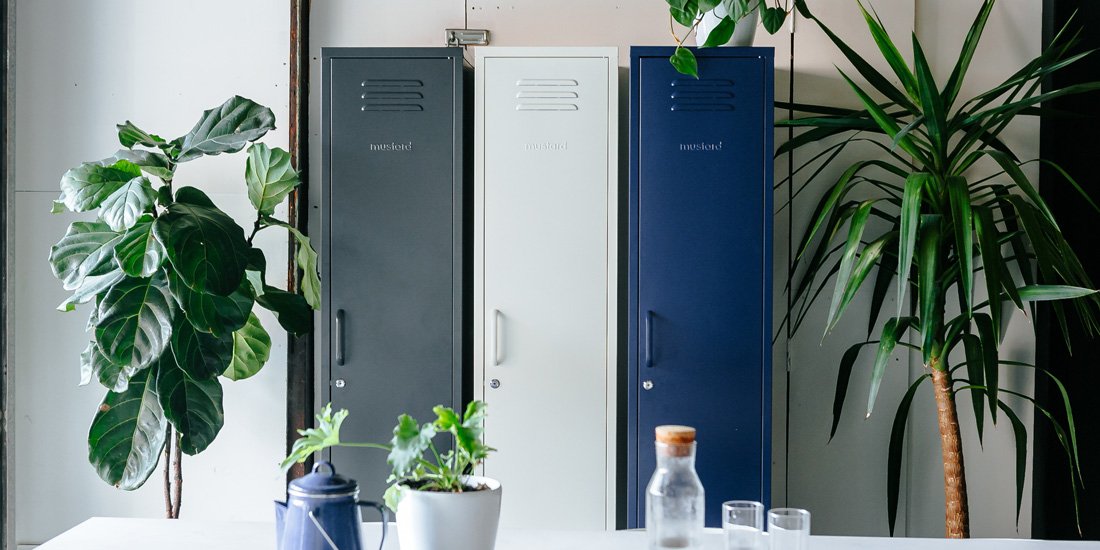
(646, 426, 705, 550)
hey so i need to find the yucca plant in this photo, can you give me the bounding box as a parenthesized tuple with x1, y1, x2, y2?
(781, 1, 1099, 538)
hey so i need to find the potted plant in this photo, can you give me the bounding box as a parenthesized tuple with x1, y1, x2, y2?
(284, 402, 501, 550)
(780, 0, 1097, 538)
(666, 0, 812, 77)
(47, 96, 319, 518)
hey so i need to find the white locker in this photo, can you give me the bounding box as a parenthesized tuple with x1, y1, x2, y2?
(473, 47, 618, 530)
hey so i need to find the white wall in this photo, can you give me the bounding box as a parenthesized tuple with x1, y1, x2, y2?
(13, 0, 291, 544)
(11, 0, 1043, 543)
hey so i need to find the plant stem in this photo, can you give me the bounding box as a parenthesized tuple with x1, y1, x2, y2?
(163, 426, 173, 519)
(932, 367, 970, 538)
(170, 433, 183, 519)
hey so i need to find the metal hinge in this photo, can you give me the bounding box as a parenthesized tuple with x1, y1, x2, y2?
(446, 28, 490, 46)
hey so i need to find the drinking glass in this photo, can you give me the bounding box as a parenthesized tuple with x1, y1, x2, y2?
(767, 508, 810, 550)
(722, 501, 764, 550)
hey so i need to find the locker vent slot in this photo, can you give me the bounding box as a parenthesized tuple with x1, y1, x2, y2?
(360, 79, 425, 112)
(516, 79, 580, 111)
(669, 78, 736, 112)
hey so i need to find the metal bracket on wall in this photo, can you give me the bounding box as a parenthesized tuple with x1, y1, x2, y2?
(446, 28, 490, 46)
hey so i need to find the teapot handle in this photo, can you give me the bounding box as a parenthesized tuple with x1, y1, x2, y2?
(358, 500, 388, 550)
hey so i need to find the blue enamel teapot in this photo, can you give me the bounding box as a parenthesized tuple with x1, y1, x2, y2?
(275, 461, 387, 550)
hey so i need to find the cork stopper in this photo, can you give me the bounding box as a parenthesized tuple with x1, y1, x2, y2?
(655, 425, 696, 456)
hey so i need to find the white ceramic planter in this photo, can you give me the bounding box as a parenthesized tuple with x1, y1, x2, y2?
(395, 476, 502, 550)
(696, 5, 759, 47)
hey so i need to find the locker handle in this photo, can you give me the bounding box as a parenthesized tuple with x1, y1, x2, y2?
(645, 310, 655, 368)
(492, 309, 504, 366)
(335, 309, 346, 366)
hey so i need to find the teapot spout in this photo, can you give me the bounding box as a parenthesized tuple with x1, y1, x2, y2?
(274, 500, 287, 550)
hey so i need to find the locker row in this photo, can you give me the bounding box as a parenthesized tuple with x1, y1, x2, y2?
(319, 46, 773, 531)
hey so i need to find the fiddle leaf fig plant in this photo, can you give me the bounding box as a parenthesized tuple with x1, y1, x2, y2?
(780, 1, 1096, 538)
(666, 0, 813, 77)
(283, 401, 495, 513)
(48, 96, 318, 518)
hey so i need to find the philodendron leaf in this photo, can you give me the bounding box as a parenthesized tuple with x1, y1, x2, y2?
(99, 177, 157, 232)
(114, 215, 167, 278)
(154, 186, 249, 296)
(670, 47, 699, 78)
(80, 340, 135, 393)
(670, 1, 699, 27)
(95, 274, 176, 371)
(255, 285, 311, 334)
(702, 16, 736, 48)
(761, 6, 787, 34)
(176, 96, 276, 163)
(263, 218, 320, 309)
(245, 143, 299, 216)
(59, 160, 143, 212)
(388, 414, 436, 477)
(171, 316, 233, 380)
(167, 271, 253, 336)
(223, 312, 271, 381)
(156, 350, 224, 455)
(88, 368, 167, 490)
(117, 121, 166, 149)
(101, 149, 173, 181)
(49, 221, 123, 290)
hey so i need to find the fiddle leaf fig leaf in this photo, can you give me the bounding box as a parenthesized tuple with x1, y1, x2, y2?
(262, 218, 320, 309)
(58, 268, 126, 312)
(59, 160, 143, 213)
(223, 312, 271, 381)
(245, 143, 299, 216)
(95, 274, 176, 371)
(167, 271, 252, 336)
(670, 47, 699, 78)
(80, 340, 135, 393)
(99, 177, 156, 232)
(388, 414, 436, 477)
(49, 221, 123, 291)
(117, 121, 166, 149)
(154, 187, 249, 296)
(255, 285, 311, 334)
(102, 149, 174, 181)
(156, 350, 224, 455)
(114, 215, 167, 278)
(88, 368, 167, 490)
(170, 316, 233, 380)
(176, 96, 276, 163)
(51, 200, 66, 213)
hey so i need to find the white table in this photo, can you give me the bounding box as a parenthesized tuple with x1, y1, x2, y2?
(37, 518, 1100, 550)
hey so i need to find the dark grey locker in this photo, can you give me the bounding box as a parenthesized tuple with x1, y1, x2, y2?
(321, 48, 468, 501)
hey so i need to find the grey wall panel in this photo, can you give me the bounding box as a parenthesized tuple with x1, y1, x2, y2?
(321, 48, 465, 501)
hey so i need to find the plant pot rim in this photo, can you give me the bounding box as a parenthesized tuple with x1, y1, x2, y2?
(400, 475, 501, 497)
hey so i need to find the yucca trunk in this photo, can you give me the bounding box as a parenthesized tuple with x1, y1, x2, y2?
(931, 367, 970, 538)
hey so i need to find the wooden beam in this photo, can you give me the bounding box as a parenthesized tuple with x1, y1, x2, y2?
(286, 0, 313, 482)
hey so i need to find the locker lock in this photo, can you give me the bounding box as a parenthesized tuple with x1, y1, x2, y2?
(334, 379, 346, 388)
(642, 380, 654, 391)
(489, 379, 501, 389)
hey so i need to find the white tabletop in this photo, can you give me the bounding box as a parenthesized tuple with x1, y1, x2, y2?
(36, 518, 1100, 550)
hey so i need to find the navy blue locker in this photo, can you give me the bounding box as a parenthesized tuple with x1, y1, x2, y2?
(627, 46, 774, 529)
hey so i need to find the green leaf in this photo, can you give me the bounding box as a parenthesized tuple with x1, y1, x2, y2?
(974, 314, 998, 424)
(670, 47, 699, 78)
(388, 414, 436, 477)
(825, 200, 874, 332)
(166, 271, 253, 336)
(263, 218, 321, 309)
(793, 0, 813, 19)
(176, 96, 276, 163)
(982, 150, 1057, 228)
(946, 176, 974, 315)
(972, 206, 1004, 335)
(383, 484, 406, 514)
(99, 177, 157, 232)
(887, 374, 929, 536)
(57, 268, 126, 312)
(960, 334, 985, 444)
(80, 341, 135, 393)
(868, 317, 915, 417)
(49, 221, 123, 291)
(117, 121, 166, 149)
(255, 285, 311, 334)
(156, 350, 224, 455)
(858, 2, 918, 102)
(59, 160, 143, 213)
(917, 214, 943, 365)
(702, 16, 736, 48)
(912, 36, 947, 153)
(102, 149, 174, 181)
(995, 400, 1027, 524)
(95, 274, 176, 371)
(223, 312, 271, 381)
(154, 187, 249, 296)
(895, 174, 925, 319)
(281, 404, 352, 470)
(816, 19, 919, 113)
(51, 200, 67, 213)
(867, 248, 897, 337)
(697, 0, 720, 12)
(114, 215, 167, 278)
(760, 7, 787, 34)
(670, 0, 699, 27)
(833, 232, 896, 332)
(831, 341, 875, 440)
(838, 70, 924, 162)
(245, 143, 299, 216)
(87, 368, 167, 490)
(1017, 285, 1099, 301)
(943, 0, 994, 109)
(171, 316, 233, 380)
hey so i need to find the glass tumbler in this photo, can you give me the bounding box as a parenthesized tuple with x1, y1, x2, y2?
(767, 508, 811, 550)
(722, 501, 764, 550)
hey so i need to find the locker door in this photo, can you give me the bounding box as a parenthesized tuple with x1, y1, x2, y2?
(327, 55, 459, 501)
(635, 54, 769, 527)
(481, 55, 610, 529)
